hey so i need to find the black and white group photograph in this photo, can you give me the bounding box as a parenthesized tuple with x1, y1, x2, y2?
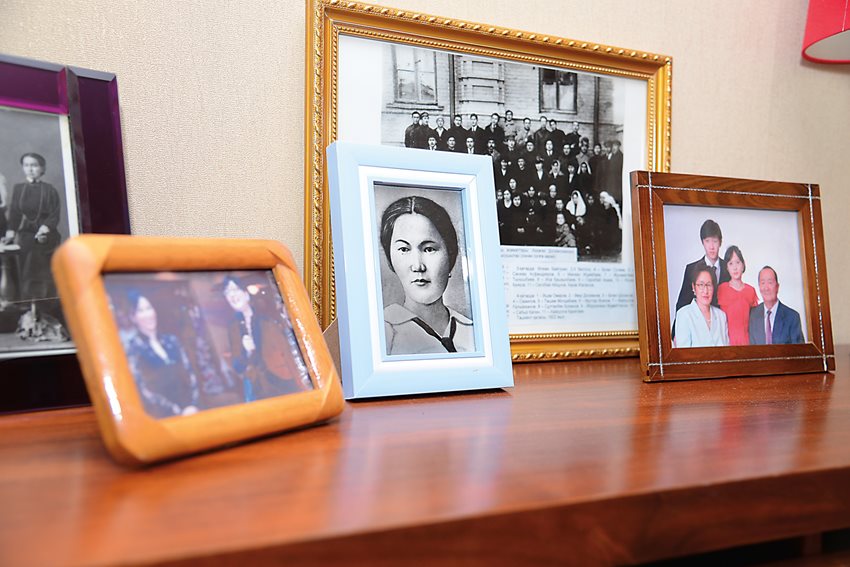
(373, 182, 477, 357)
(378, 42, 627, 261)
(0, 106, 78, 358)
(104, 270, 315, 419)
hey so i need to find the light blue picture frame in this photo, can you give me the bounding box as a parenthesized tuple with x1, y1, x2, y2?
(326, 142, 513, 399)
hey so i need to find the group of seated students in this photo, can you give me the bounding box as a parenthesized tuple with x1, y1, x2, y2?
(404, 110, 625, 256)
(673, 220, 805, 348)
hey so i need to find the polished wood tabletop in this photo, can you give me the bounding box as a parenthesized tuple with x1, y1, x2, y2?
(2, 348, 849, 566)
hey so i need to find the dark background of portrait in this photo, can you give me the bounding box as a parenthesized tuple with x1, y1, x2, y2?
(373, 183, 473, 320)
(0, 106, 74, 243)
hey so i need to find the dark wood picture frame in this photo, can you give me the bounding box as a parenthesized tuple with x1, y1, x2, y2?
(631, 170, 835, 381)
(0, 54, 130, 413)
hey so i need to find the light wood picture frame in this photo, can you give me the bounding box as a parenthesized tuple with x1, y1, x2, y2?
(631, 171, 835, 382)
(51, 235, 344, 465)
(305, 0, 672, 362)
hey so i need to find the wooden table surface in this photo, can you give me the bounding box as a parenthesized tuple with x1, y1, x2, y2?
(2, 348, 849, 566)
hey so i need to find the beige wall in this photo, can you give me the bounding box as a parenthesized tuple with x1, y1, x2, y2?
(3, 1, 850, 341)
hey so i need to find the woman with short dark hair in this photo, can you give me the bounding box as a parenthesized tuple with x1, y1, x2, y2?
(674, 264, 729, 348)
(716, 245, 759, 345)
(4, 153, 62, 300)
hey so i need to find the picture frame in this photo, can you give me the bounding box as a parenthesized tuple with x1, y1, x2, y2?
(631, 170, 835, 381)
(326, 141, 513, 399)
(51, 235, 344, 465)
(304, 0, 672, 361)
(0, 53, 130, 413)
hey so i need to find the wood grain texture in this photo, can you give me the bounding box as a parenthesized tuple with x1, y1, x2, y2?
(630, 171, 835, 381)
(2, 347, 850, 566)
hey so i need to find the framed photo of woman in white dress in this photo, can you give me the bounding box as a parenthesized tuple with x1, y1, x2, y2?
(326, 142, 513, 399)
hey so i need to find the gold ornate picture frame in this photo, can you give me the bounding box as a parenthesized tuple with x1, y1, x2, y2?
(305, 0, 672, 361)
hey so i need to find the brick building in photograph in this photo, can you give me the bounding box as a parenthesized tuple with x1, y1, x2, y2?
(380, 44, 622, 148)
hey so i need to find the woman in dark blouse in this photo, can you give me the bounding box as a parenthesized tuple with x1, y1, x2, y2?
(4, 153, 62, 300)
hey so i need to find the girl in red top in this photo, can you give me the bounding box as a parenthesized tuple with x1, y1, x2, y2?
(716, 245, 759, 346)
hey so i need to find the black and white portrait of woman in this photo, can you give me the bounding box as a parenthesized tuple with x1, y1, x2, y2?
(374, 183, 476, 356)
(0, 106, 78, 356)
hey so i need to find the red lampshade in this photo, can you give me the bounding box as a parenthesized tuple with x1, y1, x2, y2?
(803, 0, 850, 63)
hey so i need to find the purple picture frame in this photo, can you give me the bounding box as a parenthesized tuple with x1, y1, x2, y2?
(0, 54, 130, 413)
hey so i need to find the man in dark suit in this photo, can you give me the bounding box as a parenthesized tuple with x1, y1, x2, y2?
(674, 219, 731, 314)
(432, 116, 449, 149)
(547, 119, 566, 154)
(484, 113, 504, 151)
(404, 111, 420, 148)
(521, 140, 538, 166)
(494, 157, 512, 191)
(513, 156, 531, 189)
(589, 142, 605, 191)
(412, 112, 433, 149)
(533, 116, 550, 153)
(748, 267, 805, 345)
(468, 114, 486, 154)
(502, 110, 518, 147)
(530, 157, 548, 194)
(604, 139, 624, 203)
(447, 114, 468, 152)
(564, 121, 581, 150)
(540, 139, 558, 172)
(501, 137, 520, 166)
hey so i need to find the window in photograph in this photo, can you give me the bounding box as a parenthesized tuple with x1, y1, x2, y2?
(393, 46, 437, 104)
(103, 270, 313, 419)
(373, 182, 476, 358)
(540, 69, 578, 112)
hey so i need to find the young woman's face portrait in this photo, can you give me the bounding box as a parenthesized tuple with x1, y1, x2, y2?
(21, 156, 44, 181)
(389, 213, 452, 306)
(223, 280, 251, 311)
(131, 296, 158, 335)
(727, 252, 744, 280)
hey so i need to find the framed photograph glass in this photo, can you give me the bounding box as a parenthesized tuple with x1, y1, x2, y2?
(305, 0, 672, 361)
(51, 236, 344, 465)
(631, 171, 835, 381)
(326, 141, 512, 399)
(0, 54, 130, 412)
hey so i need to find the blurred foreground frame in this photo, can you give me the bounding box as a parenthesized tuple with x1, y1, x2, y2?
(51, 236, 344, 466)
(304, 0, 672, 361)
